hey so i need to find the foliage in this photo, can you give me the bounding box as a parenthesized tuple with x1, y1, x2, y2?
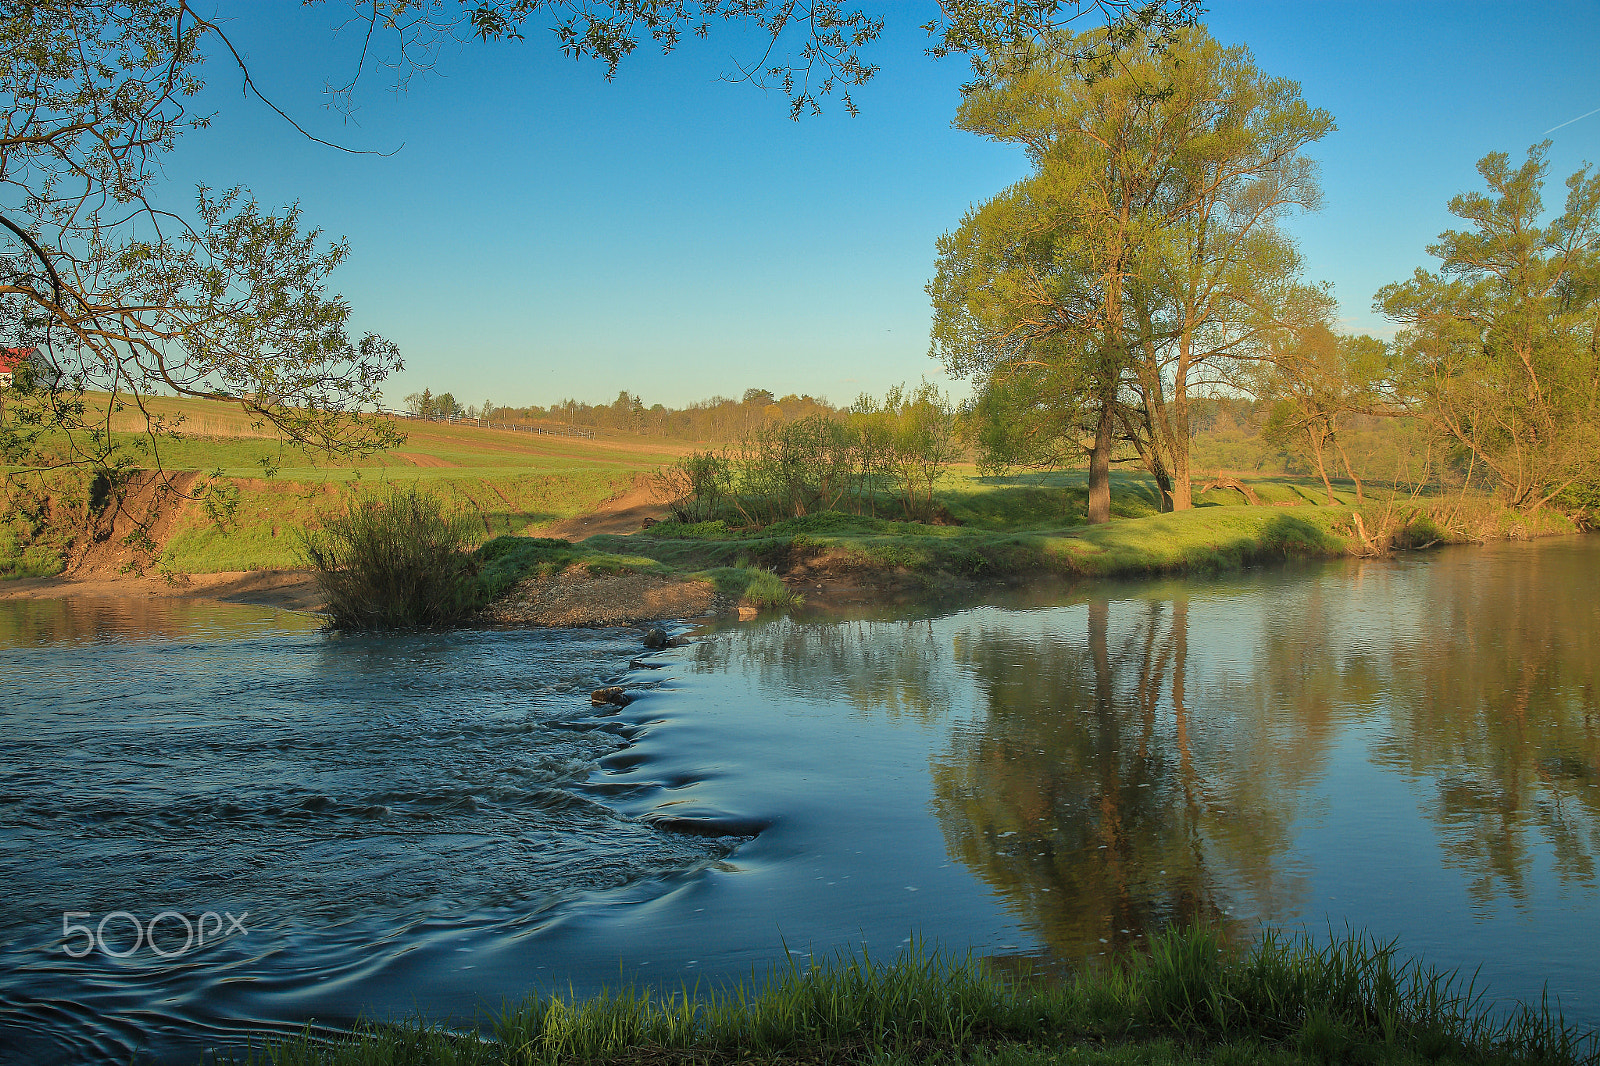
(1, 5, 403, 491)
(727, 386, 961, 525)
(655, 449, 734, 523)
(403, 388, 465, 420)
(1379, 144, 1600, 512)
(234, 925, 1598, 1065)
(313, 2, 1199, 120)
(858, 381, 964, 520)
(1254, 328, 1399, 503)
(298, 485, 481, 629)
(931, 25, 1333, 519)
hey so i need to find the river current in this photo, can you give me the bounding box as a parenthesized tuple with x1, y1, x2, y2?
(2, 536, 1597, 1063)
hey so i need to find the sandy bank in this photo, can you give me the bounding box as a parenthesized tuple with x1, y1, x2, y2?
(485, 569, 734, 627)
(0, 569, 326, 612)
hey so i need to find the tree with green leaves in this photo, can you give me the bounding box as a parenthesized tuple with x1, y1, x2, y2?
(1378, 144, 1600, 513)
(930, 25, 1332, 520)
(1, 4, 404, 489)
(1256, 327, 1396, 503)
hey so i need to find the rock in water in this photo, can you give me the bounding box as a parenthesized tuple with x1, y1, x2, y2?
(642, 627, 669, 648)
(590, 686, 632, 707)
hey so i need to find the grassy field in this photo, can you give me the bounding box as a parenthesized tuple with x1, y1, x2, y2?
(3, 396, 694, 577)
(233, 925, 1597, 1066)
(572, 466, 1574, 591)
(4, 395, 1578, 584)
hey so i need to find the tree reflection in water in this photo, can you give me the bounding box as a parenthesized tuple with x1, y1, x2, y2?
(689, 541, 1600, 968)
(932, 593, 1311, 964)
(1364, 546, 1600, 908)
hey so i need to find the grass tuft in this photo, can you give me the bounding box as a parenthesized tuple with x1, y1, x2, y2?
(298, 485, 482, 630)
(228, 926, 1598, 1066)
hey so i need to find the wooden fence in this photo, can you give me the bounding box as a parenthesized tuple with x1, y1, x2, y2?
(382, 410, 596, 439)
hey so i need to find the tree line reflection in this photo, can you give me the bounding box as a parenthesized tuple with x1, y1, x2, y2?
(698, 539, 1600, 961)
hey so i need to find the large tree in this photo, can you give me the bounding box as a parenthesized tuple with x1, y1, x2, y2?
(930, 25, 1332, 519)
(1378, 145, 1600, 512)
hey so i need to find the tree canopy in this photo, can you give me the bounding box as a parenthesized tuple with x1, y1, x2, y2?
(1378, 144, 1600, 512)
(930, 24, 1333, 521)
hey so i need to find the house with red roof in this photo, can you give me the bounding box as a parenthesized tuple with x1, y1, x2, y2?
(0, 347, 57, 390)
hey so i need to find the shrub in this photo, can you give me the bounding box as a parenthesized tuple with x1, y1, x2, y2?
(299, 485, 482, 630)
(655, 450, 733, 523)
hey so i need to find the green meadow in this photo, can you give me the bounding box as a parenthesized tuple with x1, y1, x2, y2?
(4, 396, 1574, 586)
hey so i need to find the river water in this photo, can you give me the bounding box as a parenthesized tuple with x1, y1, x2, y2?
(1, 536, 1597, 1063)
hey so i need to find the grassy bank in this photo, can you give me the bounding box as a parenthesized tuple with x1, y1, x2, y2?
(234, 926, 1597, 1065)
(5, 396, 1581, 595)
(2, 395, 691, 577)
(571, 468, 1577, 590)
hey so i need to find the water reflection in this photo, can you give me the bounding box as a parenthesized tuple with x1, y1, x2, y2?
(933, 594, 1306, 961)
(690, 617, 959, 723)
(0, 596, 321, 647)
(698, 539, 1600, 968)
(1367, 545, 1600, 907)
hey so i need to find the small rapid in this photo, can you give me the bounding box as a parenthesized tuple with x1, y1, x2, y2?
(0, 602, 742, 1064)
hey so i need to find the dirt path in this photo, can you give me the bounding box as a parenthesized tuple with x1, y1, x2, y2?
(536, 473, 669, 540)
(395, 452, 458, 467)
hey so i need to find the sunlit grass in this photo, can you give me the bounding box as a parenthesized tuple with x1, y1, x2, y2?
(230, 926, 1599, 1065)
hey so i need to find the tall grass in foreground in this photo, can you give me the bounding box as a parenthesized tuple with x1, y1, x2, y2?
(298, 486, 481, 630)
(236, 926, 1598, 1065)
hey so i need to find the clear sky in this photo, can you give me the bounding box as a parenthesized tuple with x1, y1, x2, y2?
(165, 2, 1600, 411)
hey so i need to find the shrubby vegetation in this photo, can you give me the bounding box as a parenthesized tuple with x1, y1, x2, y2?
(235, 925, 1598, 1066)
(657, 383, 961, 527)
(298, 485, 483, 630)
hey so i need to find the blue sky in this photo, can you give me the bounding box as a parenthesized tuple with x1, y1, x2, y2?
(167, 2, 1600, 410)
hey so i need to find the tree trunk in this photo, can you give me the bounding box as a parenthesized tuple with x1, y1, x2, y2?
(1154, 466, 1175, 512)
(1331, 433, 1364, 503)
(1169, 447, 1191, 510)
(1307, 427, 1335, 504)
(1086, 399, 1116, 524)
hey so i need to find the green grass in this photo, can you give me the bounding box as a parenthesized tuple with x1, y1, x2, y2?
(6, 396, 1581, 589)
(700, 561, 807, 609)
(472, 536, 668, 600)
(3, 395, 691, 577)
(581, 503, 1354, 585)
(227, 925, 1598, 1066)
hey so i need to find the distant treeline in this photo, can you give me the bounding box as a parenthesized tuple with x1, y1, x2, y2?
(404, 387, 842, 440)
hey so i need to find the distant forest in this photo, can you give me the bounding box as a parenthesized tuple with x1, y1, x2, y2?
(404, 386, 838, 441)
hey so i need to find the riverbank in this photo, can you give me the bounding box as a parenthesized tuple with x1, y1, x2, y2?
(3, 492, 1582, 623)
(0, 568, 323, 611)
(234, 925, 1598, 1066)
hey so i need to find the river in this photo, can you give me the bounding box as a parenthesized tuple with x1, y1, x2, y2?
(1, 536, 1597, 1063)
